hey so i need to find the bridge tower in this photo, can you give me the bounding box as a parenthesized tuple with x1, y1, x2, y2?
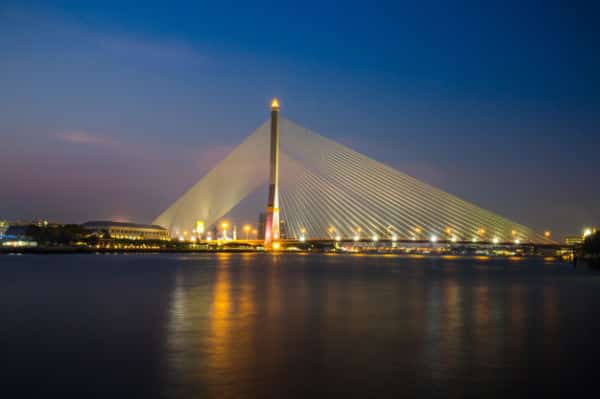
(264, 98, 281, 249)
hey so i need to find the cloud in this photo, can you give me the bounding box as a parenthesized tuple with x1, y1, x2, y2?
(57, 130, 116, 146)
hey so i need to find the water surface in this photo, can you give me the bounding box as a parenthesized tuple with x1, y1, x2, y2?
(1, 253, 599, 398)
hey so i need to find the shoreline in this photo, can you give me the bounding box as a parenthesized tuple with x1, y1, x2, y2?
(0, 247, 569, 261)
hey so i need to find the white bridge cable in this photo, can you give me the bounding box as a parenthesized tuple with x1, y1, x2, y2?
(279, 119, 545, 242)
(154, 117, 552, 243)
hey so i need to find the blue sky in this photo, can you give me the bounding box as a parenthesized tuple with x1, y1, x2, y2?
(0, 0, 598, 238)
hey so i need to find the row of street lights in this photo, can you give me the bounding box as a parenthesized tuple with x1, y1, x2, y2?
(318, 225, 556, 244)
(178, 222, 594, 243)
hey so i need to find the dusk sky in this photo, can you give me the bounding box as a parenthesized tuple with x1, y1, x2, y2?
(1, 0, 598, 238)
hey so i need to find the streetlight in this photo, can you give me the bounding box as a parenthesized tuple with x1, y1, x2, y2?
(221, 221, 229, 240)
(328, 226, 335, 238)
(243, 224, 251, 240)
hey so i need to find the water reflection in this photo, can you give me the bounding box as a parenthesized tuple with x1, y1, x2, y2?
(164, 254, 578, 398)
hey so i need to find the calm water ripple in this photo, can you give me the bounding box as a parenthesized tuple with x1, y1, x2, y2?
(1, 253, 600, 398)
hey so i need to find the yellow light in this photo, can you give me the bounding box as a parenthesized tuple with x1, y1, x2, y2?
(414, 227, 421, 233)
(300, 227, 306, 234)
(430, 235, 438, 243)
(391, 234, 397, 241)
(335, 235, 341, 241)
(221, 222, 228, 230)
(493, 237, 499, 244)
(372, 234, 379, 242)
(478, 229, 485, 235)
(353, 235, 359, 242)
(544, 231, 551, 238)
(243, 225, 251, 232)
(272, 242, 281, 250)
(511, 230, 517, 236)
(195, 220, 205, 234)
(446, 227, 452, 234)
(299, 235, 306, 242)
(451, 235, 457, 243)
(583, 228, 593, 237)
(271, 98, 280, 109)
(356, 227, 362, 233)
(514, 239, 520, 245)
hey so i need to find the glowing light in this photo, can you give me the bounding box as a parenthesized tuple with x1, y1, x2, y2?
(583, 228, 593, 237)
(472, 237, 478, 243)
(353, 235, 360, 242)
(493, 237, 499, 244)
(272, 241, 281, 250)
(372, 234, 379, 242)
(300, 227, 306, 234)
(414, 227, 421, 233)
(299, 235, 306, 242)
(271, 98, 280, 109)
(478, 229, 485, 235)
(511, 230, 517, 236)
(451, 235, 458, 243)
(544, 231, 551, 238)
(446, 227, 452, 234)
(430, 235, 438, 243)
(335, 235, 341, 241)
(514, 239, 520, 244)
(244, 225, 251, 232)
(178, 236, 184, 242)
(391, 234, 397, 241)
(221, 222, 229, 230)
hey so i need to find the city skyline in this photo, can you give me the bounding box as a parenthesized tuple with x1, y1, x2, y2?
(1, 1, 599, 239)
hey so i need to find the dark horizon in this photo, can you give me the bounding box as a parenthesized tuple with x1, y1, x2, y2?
(1, 1, 599, 239)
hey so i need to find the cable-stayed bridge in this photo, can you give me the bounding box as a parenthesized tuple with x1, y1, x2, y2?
(154, 102, 553, 245)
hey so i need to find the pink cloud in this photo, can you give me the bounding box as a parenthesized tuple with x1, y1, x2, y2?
(57, 130, 116, 146)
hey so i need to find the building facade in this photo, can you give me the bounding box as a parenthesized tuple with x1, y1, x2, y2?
(82, 221, 170, 241)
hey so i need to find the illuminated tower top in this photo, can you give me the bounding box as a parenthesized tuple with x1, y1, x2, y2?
(271, 98, 280, 110)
